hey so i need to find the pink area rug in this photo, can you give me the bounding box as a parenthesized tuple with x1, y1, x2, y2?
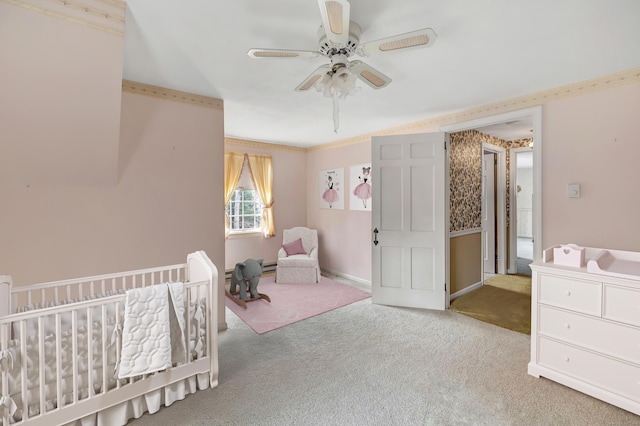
(225, 276, 371, 334)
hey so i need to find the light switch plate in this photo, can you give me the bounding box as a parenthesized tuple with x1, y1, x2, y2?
(568, 183, 581, 198)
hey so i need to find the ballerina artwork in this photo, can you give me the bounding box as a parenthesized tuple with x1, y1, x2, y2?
(349, 163, 372, 211)
(353, 167, 372, 208)
(323, 175, 339, 208)
(319, 168, 344, 209)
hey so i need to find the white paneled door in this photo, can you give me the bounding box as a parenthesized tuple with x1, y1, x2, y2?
(371, 132, 448, 310)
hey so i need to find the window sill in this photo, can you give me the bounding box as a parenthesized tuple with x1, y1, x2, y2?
(227, 231, 263, 239)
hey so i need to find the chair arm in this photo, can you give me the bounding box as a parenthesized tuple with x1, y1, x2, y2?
(277, 248, 287, 259)
(308, 247, 318, 259)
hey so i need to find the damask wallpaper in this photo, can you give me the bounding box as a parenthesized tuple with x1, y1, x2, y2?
(449, 130, 532, 232)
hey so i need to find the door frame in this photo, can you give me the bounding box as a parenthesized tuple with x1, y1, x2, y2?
(482, 143, 507, 275)
(509, 146, 534, 272)
(441, 106, 543, 271)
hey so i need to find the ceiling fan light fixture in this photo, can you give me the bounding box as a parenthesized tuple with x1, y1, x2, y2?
(379, 34, 429, 51)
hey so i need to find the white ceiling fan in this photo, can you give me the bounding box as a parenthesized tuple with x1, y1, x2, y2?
(247, 0, 437, 131)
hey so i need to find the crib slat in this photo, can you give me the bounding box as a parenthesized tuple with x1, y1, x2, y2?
(87, 306, 93, 401)
(38, 317, 45, 416)
(20, 320, 28, 421)
(56, 313, 62, 410)
(185, 287, 191, 363)
(115, 302, 122, 390)
(72, 310, 78, 404)
(101, 304, 108, 395)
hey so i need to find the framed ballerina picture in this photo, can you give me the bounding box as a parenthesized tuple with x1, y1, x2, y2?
(319, 168, 344, 209)
(349, 163, 372, 211)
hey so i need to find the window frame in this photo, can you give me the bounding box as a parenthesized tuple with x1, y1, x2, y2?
(225, 188, 264, 236)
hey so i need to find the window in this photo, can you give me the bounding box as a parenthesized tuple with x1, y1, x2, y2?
(225, 151, 274, 238)
(226, 189, 264, 232)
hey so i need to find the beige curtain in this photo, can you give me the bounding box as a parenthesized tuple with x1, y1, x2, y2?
(247, 153, 275, 238)
(224, 151, 245, 238)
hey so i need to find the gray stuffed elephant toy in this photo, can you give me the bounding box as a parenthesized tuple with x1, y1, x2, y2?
(229, 258, 264, 300)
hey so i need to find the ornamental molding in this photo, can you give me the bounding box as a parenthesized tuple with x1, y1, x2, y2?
(122, 80, 223, 110)
(225, 137, 307, 153)
(1, 0, 126, 36)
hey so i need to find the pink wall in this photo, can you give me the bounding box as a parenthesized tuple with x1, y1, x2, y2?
(0, 3, 123, 187)
(306, 141, 373, 282)
(0, 4, 226, 326)
(0, 91, 224, 286)
(224, 145, 307, 271)
(541, 81, 640, 251)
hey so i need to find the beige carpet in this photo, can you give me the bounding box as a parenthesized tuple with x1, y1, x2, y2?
(127, 284, 639, 426)
(450, 274, 532, 334)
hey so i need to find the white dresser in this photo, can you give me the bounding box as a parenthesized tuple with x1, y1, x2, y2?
(529, 246, 640, 416)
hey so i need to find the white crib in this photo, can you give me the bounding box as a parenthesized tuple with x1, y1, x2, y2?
(0, 251, 219, 426)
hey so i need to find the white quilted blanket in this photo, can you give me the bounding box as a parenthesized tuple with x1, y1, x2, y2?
(117, 283, 185, 379)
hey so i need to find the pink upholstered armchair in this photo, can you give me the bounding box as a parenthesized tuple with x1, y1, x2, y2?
(276, 227, 321, 283)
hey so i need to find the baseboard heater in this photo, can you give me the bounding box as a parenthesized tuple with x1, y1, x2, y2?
(224, 261, 277, 280)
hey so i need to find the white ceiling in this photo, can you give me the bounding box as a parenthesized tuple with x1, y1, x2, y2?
(123, 0, 640, 148)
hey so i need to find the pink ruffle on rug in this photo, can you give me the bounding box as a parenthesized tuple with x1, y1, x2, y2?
(225, 275, 370, 334)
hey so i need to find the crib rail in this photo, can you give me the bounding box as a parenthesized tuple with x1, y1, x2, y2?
(9, 263, 188, 314)
(0, 279, 211, 426)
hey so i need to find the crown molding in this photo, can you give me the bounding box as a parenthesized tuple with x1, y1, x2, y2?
(309, 67, 640, 152)
(225, 137, 307, 153)
(1, 0, 126, 36)
(122, 80, 224, 110)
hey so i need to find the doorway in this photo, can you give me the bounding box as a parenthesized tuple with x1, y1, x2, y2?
(442, 106, 541, 298)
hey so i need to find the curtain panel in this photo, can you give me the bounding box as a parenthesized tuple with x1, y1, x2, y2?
(246, 153, 275, 238)
(224, 151, 245, 238)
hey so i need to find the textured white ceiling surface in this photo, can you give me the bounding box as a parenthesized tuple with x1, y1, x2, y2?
(123, 0, 640, 147)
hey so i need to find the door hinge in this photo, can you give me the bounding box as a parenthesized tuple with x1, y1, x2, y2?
(444, 282, 447, 291)
(444, 141, 447, 150)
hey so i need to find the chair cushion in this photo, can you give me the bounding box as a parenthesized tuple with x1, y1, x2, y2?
(277, 255, 316, 268)
(282, 238, 307, 256)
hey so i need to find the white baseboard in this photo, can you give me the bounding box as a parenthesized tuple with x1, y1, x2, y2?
(450, 281, 483, 301)
(321, 268, 372, 288)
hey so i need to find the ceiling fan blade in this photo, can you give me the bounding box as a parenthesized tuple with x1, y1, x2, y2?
(295, 64, 332, 91)
(358, 28, 437, 57)
(317, 0, 350, 46)
(349, 60, 391, 90)
(247, 48, 321, 59)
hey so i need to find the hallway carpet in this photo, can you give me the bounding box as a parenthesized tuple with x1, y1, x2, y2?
(450, 274, 532, 334)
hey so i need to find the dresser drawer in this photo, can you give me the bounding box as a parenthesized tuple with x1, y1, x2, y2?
(604, 285, 640, 327)
(538, 305, 640, 365)
(538, 337, 640, 404)
(538, 274, 601, 316)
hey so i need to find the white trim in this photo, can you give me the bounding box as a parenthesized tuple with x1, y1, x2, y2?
(482, 143, 507, 275)
(450, 280, 483, 301)
(321, 268, 372, 288)
(226, 230, 263, 239)
(450, 228, 482, 238)
(509, 146, 534, 273)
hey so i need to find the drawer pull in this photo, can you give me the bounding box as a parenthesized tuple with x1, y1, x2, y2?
(564, 290, 571, 296)
(564, 356, 570, 362)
